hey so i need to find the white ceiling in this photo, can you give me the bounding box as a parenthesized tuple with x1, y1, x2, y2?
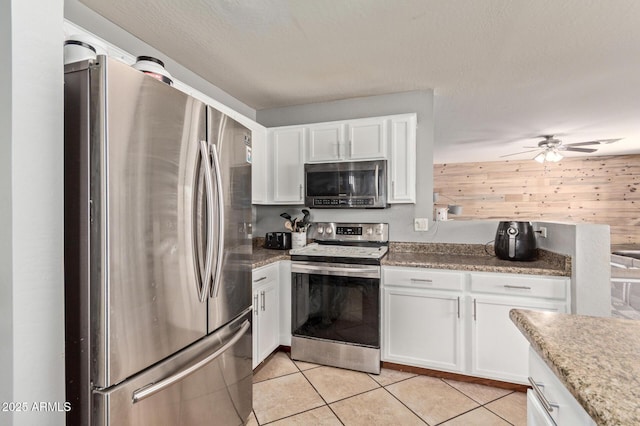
(79, 0, 640, 163)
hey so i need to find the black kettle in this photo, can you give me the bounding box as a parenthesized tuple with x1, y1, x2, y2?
(494, 221, 537, 261)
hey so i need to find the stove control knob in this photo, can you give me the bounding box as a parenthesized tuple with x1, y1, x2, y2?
(317, 226, 324, 234)
(375, 228, 383, 235)
(326, 228, 333, 234)
(365, 227, 373, 235)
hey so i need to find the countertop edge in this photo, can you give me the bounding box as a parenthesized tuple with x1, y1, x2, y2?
(509, 309, 617, 426)
(380, 259, 569, 276)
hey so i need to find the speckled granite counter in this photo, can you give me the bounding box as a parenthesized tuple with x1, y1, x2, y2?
(251, 246, 290, 269)
(382, 243, 571, 276)
(510, 309, 640, 426)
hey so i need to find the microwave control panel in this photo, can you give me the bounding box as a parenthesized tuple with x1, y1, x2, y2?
(313, 198, 374, 207)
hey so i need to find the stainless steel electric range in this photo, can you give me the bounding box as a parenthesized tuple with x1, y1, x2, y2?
(289, 222, 388, 374)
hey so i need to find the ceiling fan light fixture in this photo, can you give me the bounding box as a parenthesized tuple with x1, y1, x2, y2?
(534, 149, 563, 163)
(546, 149, 563, 162)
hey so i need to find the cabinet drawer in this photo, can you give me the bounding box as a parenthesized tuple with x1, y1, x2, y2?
(528, 348, 595, 425)
(470, 273, 568, 300)
(252, 263, 278, 289)
(383, 267, 465, 291)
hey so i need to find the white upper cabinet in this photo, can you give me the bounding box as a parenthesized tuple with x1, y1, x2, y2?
(257, 113, 417, 205)
(347, 117, 387, 160)
(387, 114, 416, 204)
(250, 124, 268, 204)
(305, 116, 388, 162)
(307, 123, 344, 162)
(270, 127, 305, 204)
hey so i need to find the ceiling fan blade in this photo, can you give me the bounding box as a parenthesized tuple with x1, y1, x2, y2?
(500, 149, 540, 158)
(566, 138, 621, 146)
(561, 147, 598, 153)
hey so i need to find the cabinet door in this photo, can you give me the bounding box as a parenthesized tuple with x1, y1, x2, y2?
(251, 288, 260, 369)
(471, 297, 566, 383)
(383, 288, 463, 372)
(347, 117, 387, 160)
(307, 123, 344, 162)
(270, 127, 305, 203)
(257, 280, 279, 363)
(251, 124, 268, 204)
(387, 114, 416, 203)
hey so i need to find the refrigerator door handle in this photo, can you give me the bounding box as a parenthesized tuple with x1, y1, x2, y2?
(210, 143, 225, 298)
(198, 140, 215, 303)
(131, 319, 250, 404)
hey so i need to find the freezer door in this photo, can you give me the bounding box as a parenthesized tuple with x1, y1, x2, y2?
(91, 57, 208, 388)
(206, 107, 253, 333)
(93, 310, 252, 426)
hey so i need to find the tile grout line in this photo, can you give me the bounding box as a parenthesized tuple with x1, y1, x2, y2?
(439, 378, 519, 424)
(379, 381, 430, 425)
(255, 355, 522, 426)
(478, 392, 518, 426)
(297, 367, 347, 426)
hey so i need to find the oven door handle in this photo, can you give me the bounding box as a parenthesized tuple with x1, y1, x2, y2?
(291, 263, 380, 278)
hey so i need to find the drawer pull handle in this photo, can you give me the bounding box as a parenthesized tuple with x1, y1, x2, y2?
(410, 278, 433, 283)
(253, 276, 267, 283)
(504, 285, 532, 290)
(528, 377, 558, 414)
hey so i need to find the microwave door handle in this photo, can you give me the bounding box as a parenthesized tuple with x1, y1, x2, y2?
(374, 163, 379, 202)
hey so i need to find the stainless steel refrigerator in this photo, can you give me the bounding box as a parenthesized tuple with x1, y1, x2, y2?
(64, 56, 253, 425)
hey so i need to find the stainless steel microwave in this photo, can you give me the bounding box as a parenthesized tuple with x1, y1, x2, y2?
(304, 160, 387, 208)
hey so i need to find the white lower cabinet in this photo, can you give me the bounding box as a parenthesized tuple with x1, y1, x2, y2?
(470, 297, 565, 383)
(382, 267, 465, 372)
(384, 288, 463, 372)
(528, 348, 595, 425)
(252, 263, 280, 369)
(382, 266, 570, 384)
(469, 272, 569, 384)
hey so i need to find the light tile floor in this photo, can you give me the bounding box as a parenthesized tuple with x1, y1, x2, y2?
(248, 352, 527, 425)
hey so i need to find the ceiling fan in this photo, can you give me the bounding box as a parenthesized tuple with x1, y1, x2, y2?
(501, 135, 621, 163)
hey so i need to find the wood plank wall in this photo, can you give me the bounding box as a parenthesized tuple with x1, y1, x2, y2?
(434, 155, 640, 246)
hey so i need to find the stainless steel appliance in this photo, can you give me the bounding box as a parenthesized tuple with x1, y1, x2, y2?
(495, 221, 538, 261)
(304, 160, 387, 208)
(290, 222, 388, 374)
(263, 232, 291, 250)
(64, 56, 253, 425)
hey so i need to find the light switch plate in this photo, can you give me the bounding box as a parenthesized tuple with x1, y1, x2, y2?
(414, 218, 429, 231)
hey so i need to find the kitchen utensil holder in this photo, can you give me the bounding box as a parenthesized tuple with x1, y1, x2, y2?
(292, 232, 307, 249)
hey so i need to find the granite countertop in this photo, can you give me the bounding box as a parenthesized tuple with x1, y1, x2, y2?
(382, 242, 571, 276)
(251, 245, 291, 269)
(250, 240, 571, 276)
(510, 309, 640, 426)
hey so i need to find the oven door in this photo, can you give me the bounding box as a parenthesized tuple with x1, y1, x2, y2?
(291, 261, 380, 348)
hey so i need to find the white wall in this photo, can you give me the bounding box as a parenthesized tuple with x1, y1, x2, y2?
(0, 0, 13, 418)
(0, 1, 66, 425)
(537, 222, 611, 316)
(255, 90, 435, 241)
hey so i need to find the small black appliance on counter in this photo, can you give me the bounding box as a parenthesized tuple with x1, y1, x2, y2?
(494, 221, 537, 261)
(264, 232, 291, 250)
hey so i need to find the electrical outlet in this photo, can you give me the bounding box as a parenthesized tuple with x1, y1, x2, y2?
(414, 218, 429, 231)
(539, 227, 548, 238)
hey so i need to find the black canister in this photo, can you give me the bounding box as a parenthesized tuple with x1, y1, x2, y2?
(494, 221, 537, 261)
